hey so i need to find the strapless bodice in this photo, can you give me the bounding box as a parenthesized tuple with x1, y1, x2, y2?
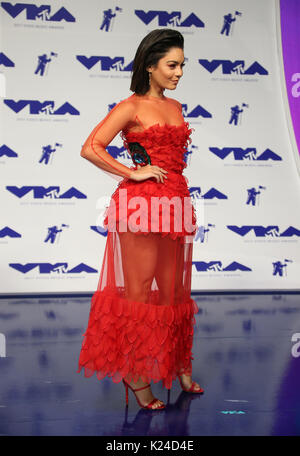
(120, 121, 193, 174)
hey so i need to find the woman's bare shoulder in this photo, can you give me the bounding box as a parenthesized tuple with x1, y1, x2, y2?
(109, 94, 136, 119)
(165, 96, 182, 112)
(115, 94, 136, 109)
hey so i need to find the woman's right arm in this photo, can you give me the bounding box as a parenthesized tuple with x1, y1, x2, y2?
(81, 98, 168, 183)
(80, 99, 135, 179)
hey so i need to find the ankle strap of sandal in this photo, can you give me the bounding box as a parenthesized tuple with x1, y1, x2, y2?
(133, 383, 151, 392)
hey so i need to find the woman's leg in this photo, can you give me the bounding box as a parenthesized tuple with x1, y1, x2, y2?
(118, 230, 164, 408)
(154, 235, 202, 391)
(118, 230, 158, 303)
(154, 235, 184, 306)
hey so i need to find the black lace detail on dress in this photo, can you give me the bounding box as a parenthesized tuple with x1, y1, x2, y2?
(128, 142, 151, 166)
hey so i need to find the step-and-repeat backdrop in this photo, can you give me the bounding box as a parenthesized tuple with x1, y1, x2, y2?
(1, 0, 299, 293)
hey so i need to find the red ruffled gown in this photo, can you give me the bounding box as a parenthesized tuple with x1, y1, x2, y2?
(76, 93, 199, 389)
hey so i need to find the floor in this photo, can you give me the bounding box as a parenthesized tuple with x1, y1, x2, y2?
(0, 292, 299, 436)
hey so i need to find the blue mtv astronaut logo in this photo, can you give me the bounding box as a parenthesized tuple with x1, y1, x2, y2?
(6, 186, 87, 199)
(44, 224, 69, 244)
(194, 224, 215, 243)
(77, 55, 133, 72)
(183, 144, 198, 167)
(229, 103, 249, 125)
(39, 143, 62, 165)
(9, 262, 97, 274)
(189, 186, 228, 201)
(272, 259, 293, 277)
(227, 226, 300, 238)
(34, 52, 58, 77)
(4, 99, 79, 115)
(209, 147, 282, 161)
(246, 186, 266, 206)
(193, 261, 252, 272)
(135, 10, 205, 28)
(220, 11, 242, 36)
(1, 2, 75, 22)
(99, 6, 122, 31)
(199, 60, 268, 76)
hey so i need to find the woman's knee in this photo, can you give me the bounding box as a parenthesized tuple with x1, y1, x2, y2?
(126, 280, 152, 303)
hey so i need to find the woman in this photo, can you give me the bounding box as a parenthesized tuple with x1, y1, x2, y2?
(77, 29, 204, 410)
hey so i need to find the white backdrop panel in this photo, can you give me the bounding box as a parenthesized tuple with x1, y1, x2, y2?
(0, 0, 299, 293)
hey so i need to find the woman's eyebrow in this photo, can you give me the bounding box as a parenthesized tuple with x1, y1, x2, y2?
(166, 60, 185, 64)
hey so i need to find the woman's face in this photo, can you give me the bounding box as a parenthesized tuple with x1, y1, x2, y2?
(147, 47, 185, 91)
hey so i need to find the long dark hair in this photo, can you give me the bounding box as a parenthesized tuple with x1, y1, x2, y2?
(130, 29, 184, 95)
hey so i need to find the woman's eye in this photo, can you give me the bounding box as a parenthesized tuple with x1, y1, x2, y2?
(169, 64, 185, 69)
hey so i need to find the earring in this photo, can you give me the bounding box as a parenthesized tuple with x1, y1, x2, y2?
(148, 72, 151, 85)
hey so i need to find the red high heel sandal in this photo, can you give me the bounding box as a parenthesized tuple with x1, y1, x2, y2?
(122, 379, 165, 410)
(179, 376, 204, 394)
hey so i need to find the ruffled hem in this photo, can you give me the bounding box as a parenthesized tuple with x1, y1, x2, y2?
(76, 287, 198, 389)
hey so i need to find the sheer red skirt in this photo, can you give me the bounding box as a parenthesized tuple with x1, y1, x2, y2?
(76, 225, 198, 390)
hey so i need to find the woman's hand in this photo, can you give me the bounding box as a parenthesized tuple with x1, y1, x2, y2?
(129, 164, 168, 183)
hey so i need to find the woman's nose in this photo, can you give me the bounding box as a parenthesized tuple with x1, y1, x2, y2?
(175, 68, 183, 78)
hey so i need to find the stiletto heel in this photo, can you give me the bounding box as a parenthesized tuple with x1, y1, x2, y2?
(124, 381, 129, 405)
(122, 379, 165, 410)
(178, 376, 204, 394)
